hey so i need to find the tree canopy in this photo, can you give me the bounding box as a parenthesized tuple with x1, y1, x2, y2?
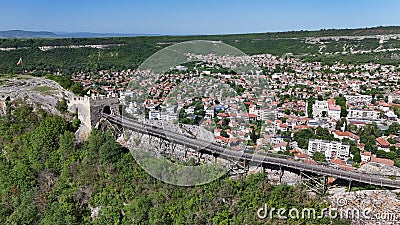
(0, 100, 350, 224)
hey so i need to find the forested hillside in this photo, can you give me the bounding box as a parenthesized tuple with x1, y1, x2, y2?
(1, 26, 400, 75)
(0, 100, 349, 224)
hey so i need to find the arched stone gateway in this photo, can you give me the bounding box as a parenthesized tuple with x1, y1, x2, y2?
(68, 94, 120, 141)
(102, 105, 112, 115)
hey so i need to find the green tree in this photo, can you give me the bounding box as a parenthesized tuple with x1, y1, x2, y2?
(70, 117, 81, 132)
(336, 118, 346, 130)
(56, 98, 68, 113)
(284, 109, 291, 115)
(99, 131, 124, 164)
(29, 116, 67, 171)
(377, 150, 398, 160)
(386, 122, 400, 135)
(353, 152, 361, 163)
(334, 95, 348, 118)
(307, 97, 314, 118)
(70, 83, 85, 96)
(220, 130, 229, 138)
(122, 196, 152, 224)
(364, 142, 378, 154)
(293, 128, 314, 149)
(312, 152, 326, 162)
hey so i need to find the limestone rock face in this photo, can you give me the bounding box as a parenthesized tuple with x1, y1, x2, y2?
(0, 76, 77, 115)
(358, 162, 400, 176)
(329, 190, 400, 225)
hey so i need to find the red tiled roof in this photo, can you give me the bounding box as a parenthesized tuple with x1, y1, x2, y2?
(280, 123, 288, 128)
(327, 99, 341, 111)
(371, 156, 394, 166)
(350, 121, 367, 125)
(361, 151, 372, 156)
(339, 165, 355, 171)
(376, 137, 390, 147)
(217, 113, 229, 117)
(247, 114, 258, 118)
(333, 130, 360, 140)
(331, 158, 346, 166)
(290, 149, 301, 154)
(273, 142, 287, 148)
(304, 158, 318, 165)
(216, 136, 226, 141)
(295, 153, 308, 159)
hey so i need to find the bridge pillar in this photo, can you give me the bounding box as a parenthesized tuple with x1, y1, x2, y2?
(171, 143, 176, 153)
(279, 166, 284, 183)
(197, 152, 203, 163)
(244, 160, 250, 175)
(322, 176, 328, 195)
(348, 180, 352, 192)
(300, 172, 327, 195)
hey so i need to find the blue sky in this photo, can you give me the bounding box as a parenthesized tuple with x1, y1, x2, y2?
(2, 0, 400, 34)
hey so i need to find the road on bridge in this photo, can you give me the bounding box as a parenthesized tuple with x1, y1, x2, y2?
(104, 114, 400, 189)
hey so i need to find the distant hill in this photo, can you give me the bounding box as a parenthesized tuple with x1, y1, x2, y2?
(2, 26, 400, 39)
(0, 30, 159, 38)
(0, 30, 59, 38)
(1, 26, 400, 74)
(55, 32, 160, 38)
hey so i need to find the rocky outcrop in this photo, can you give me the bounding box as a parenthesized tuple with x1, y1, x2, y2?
(358, 162, 400, 176)
(329, 190, 400, 225)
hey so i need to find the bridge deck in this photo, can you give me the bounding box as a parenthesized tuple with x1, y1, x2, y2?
(104, 114, 400, 189)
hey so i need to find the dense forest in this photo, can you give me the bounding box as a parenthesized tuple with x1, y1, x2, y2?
(1, 26, 400, 75)
(0, 100, 350, 224)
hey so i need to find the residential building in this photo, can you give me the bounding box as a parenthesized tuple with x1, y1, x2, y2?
(370, 156, 394, 166)
(307, 139, 350, 160)
(327, 99, 341, 120)
(348, 109, 380, 120)
(149, 110, 160, 120)
(376, 137, 391, 152)
(361, 151, 372, 162)
(332, 130, 360, 142)
(312, 99, 341, 120)
(344, 95, 372, 104)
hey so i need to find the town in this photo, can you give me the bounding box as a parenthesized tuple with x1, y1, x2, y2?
(72, 53, 400, 176)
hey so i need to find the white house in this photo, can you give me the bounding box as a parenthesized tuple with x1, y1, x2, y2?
(312, 99, 341, 120)
(307, 139, 350, 161)
(361, 151, 372, 163)
(185, 106, 196, 115)
(344, 95, 372, 104)
(348, 109, 380, 120)
(205, 109, 214, 119)
(149, 110, 161, 120)
(332, 130, 360, 143)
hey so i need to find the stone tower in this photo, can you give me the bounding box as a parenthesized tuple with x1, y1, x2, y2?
(68, 93, 120, 141)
